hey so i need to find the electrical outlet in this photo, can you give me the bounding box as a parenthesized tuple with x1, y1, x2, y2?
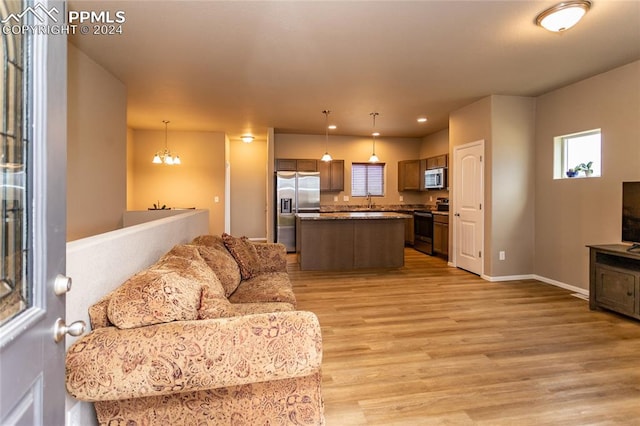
(499, 251, 505, 261)
(343, 195, 349, 202)
(333, 196, 338, 202)
(399, 196, 404, 202)
(214, 196, 219, 203)
(429, 196, 433, 202)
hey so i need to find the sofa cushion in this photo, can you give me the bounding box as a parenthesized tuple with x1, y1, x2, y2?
(107, 261, 202, 330)
(228, 272, 297, 306)
(221, 233, 261, 280)
(195, 245, 242, 297)
(191, 234, 227, 251)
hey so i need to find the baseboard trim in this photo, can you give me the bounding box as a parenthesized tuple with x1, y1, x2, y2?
(480, 272, 589, 297)
(532, 274, 589, 296)
(481, 273, 535, 282)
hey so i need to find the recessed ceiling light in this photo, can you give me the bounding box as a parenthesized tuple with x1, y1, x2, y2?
(536, 0, 591, 33)
(241, 135, 254, 143)
(417, 117, 428, 123)
(328, 125, 337, 130)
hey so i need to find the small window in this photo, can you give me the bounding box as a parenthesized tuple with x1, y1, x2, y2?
(351, 163, 385, 197)
(554, 129, 601, 179)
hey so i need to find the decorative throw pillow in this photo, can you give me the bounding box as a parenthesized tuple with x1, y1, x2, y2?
(221, 233, 261, 280)
(195, 245, 242, 297)
(107, 267, 202, 330)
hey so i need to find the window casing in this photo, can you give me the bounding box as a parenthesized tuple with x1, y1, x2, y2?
(554, 129, 601, 179)
(351, 163, 385, 197)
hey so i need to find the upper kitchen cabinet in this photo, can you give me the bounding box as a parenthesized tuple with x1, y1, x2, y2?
(319, 159, 344, 192)
(398, 159, 424, 191)
(426, 154, 448, 170)
(275, 158, 318, 172)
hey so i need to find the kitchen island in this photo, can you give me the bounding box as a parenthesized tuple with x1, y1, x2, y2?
(296, 211, 412, 270)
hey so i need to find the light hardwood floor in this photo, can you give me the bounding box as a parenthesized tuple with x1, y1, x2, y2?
(288, 248, 640, 425)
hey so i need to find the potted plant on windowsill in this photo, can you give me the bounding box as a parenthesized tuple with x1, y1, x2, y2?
(576, 161, 594, 177)
(566, 168, 579, 178)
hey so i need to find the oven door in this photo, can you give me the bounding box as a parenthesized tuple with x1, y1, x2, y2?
(414, 211, 434, 255)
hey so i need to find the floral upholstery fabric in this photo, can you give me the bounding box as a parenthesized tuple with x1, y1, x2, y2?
(68, 234, 323, 425)
(88, 293, 114, 329)
(228, 272, 297, 306)
(191, 234, 227, 251)
(194, 244, 242, 297)
(107, 262, 202, 329)
(107, 249, 227, 329)
(65, 311, 323, 401)
(222, 233, 261, 280)
(93, 373, 324, 426)
(253, 242, 288, 272)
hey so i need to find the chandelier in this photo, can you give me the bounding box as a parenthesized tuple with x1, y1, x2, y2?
(152, 120, 181, 165)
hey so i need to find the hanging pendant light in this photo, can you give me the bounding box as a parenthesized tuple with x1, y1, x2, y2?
(320, 109, 333, 162)
(369, 112, 380, 163)
(152, 120, 180, 165)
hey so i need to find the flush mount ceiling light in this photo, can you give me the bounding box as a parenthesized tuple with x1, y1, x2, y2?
(320, 109, 333, 162)
(152, 120, 181, 165)
(241, 135, 254, 143)
(536, 0, 592, 33)
(368, 112, 380, 163)
(417, 117, 428, 123)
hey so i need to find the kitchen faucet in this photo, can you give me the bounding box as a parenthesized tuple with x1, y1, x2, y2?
(366, 193, 374, 209)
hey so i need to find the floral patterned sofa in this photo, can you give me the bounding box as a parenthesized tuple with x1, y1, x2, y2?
(65, 234, 324, 425)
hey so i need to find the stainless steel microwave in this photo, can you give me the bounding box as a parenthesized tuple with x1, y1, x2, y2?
(425, 167, 446, 189)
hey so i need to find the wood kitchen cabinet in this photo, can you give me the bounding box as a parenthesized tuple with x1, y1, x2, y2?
(275, 158, 318, 172)
(398, 159, 424, 191)
(319, 159, 344, 192)
(433, 213, 449, 257)
(426, 154, 448, 170)
(589, 245, 640, 321)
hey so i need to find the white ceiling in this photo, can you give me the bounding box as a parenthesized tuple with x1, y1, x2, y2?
(68, 1, 640, 141)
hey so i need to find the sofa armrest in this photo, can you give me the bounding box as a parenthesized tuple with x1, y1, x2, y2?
(66, 311, 322, 402)
(252, 242, 288, 272)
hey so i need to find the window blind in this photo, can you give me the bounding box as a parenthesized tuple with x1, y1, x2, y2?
(351, 163, 385, 197)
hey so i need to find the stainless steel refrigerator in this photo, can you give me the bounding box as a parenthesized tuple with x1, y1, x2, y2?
(275, 171, 320, 252)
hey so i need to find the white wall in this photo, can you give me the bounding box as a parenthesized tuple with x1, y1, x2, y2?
(534, 60, 640, 291)
(67, 43, 127, 241)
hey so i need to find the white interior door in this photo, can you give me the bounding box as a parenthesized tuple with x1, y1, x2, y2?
(453, 140, 484, 275)
(0, 1, 72, 424)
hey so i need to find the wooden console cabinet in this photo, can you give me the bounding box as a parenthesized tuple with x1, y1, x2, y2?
(588, 244, 640, 321)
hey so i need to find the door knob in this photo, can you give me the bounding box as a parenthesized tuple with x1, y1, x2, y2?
(54, 274, 72, 295)
(53, 318, 86, 343)
(454, 213, 460, 217)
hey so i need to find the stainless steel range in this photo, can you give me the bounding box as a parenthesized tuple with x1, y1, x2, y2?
(413, 210, 434, 255)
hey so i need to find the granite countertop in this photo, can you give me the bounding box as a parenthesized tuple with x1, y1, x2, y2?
(297, 212, 413, 220)
(320, 204, 430, 213)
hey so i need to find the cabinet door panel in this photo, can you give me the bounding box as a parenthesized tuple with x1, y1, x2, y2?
(595, 265, 637, 314)
(297, 159, 318, 172)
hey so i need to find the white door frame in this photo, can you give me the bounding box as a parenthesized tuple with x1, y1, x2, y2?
(452, 139, 485, 276)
